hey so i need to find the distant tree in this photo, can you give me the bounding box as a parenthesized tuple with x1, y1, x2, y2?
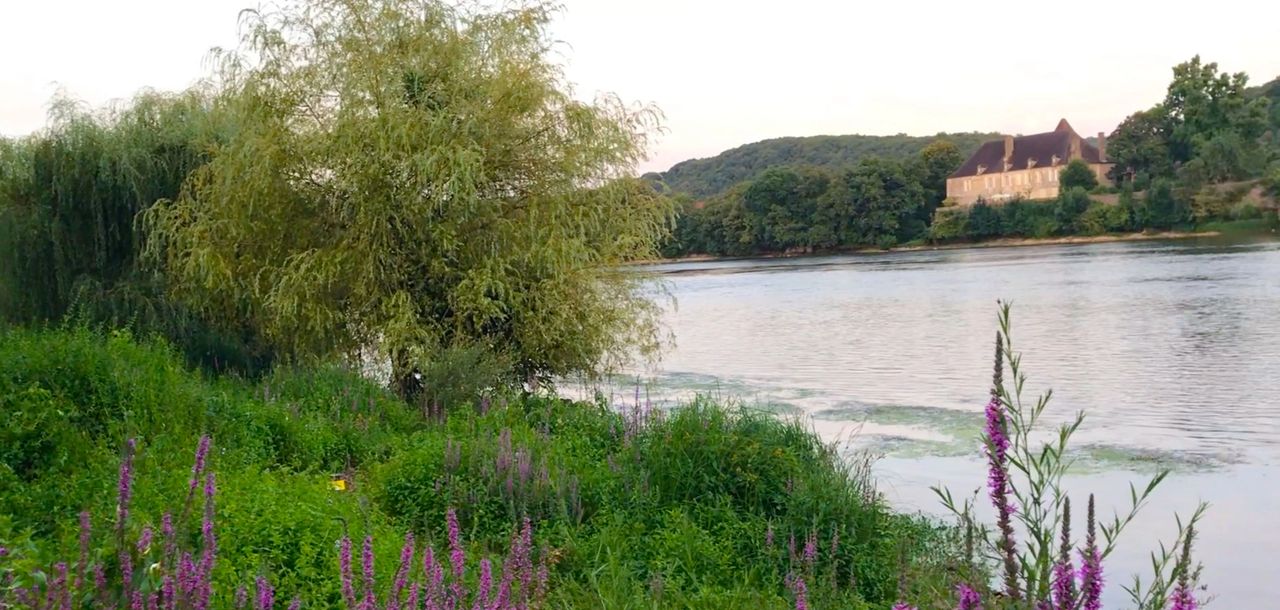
(1118, 181, 1145, 230)
(1054, 187, 1092, 233)
(1107, 107, 1173, 185)
(1165, 56, 1270, 165)
(145, 0, 672, 391)
(834, 157, 928, 245)
(917, 140, 965, 205)
(1060, 159, 1100, 191)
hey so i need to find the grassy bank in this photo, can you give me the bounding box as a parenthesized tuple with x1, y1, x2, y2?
(0, 326, 957, 608)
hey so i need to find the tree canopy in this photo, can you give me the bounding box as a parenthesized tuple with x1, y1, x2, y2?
(144, 0, 672, 386)
(645, 132, 996, 199)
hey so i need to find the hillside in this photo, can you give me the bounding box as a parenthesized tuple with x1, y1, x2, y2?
(645, 132, 1000, 199)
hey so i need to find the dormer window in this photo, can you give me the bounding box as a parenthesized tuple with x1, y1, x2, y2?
(1051, 154, 1061, 166)
(1027, 158, 1037, 169)
(976, 164, 987, 175)
(1003, 161, 1013, 172)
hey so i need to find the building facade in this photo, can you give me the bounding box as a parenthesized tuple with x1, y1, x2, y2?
(946, 119, 1113, 205)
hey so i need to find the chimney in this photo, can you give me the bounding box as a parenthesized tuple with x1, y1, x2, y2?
(1097, 131, 1107, 162)
(1003, 135, 1014, 163)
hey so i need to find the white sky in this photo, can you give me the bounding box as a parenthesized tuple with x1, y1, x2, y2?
(3, 0, 1279, 173)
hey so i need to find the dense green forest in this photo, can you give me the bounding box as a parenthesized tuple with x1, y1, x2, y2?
(643, 132, 998, 199)
(659, 57, 1280, 259)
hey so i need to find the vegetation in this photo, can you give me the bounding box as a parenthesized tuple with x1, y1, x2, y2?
(659, 56, 1278, 259)
(0, 326, 956, 608)
(643, 133, 997, 200)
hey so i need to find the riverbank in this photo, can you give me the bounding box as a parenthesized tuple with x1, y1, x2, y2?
(642, 228, 1254, 265)
(0, 326, 958, 608)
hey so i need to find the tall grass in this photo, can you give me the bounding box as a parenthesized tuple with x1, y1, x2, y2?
(0, 326, 952, 608)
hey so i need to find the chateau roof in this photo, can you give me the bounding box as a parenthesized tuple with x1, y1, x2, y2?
(949, 119, 1106, 179)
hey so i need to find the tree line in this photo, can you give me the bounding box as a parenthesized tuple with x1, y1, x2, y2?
(662, 56, 1280, 258)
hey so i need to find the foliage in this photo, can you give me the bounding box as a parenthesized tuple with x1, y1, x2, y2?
(0, 327, 957, 608)
(646, 132, 996, 200)
(1059, 159, 1100, 191)
(1109, 56, 1271, 187)
(143, 0, 673, 389)
(0, 92, 273, 375)
(1053, 188, 1093, 233)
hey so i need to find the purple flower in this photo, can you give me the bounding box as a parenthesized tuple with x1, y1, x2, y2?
(256, 575, 274, 610)
(75, 511, 91, 590)
(1169, 580, 1198, 610)
(392, 532, 415, 610)
(955, 583, 983, 610)
(287, 599, 301, 610)
(892, 604, 918, 610)
(473, 558, 492, 610)
(791, 576, 808, 610)
(1052, 497, 1077, 610)
(984, 395, 1018, 599)
(1170, 524, 1199, 610)
(1080, 495, 1103, 610)
(138, 525, 154, 554)
(361, 536, 375, 610)
(447, 509, 464, 580)
(236, 586, 249, 609)
(802, 531, 817, 567)
(117, 438, 137, 532)
(340, 536, 356, 609)
(191, 435, 211, 490)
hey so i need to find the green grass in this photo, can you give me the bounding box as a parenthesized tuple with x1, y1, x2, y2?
(0, 326, 960, 608)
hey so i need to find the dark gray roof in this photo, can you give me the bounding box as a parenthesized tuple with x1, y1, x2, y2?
(950, 119, 1106, 179)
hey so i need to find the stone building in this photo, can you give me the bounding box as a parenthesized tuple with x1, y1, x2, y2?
(946, 119, 1113, 205)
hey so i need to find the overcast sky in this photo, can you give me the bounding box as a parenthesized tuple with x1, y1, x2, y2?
(3, 0, 1279, 173)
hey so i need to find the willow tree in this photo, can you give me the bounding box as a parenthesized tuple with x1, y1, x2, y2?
(145, 0, 671, 390)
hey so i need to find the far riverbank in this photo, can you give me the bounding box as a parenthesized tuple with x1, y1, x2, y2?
(638, 227, 1280, 265)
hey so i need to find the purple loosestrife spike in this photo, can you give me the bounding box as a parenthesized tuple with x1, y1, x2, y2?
(76, 511, 91, 591)
(138, 526, 154, 554)
(955, 583, 982, 610)
(51, 562, 69, 610)
(340, 537, 357, 610)
(791, 576, 808, 610)
(892, 604, 918, 610)
(802, 531, 817, 567)
(447, 510, 464, 580)
(830, 529, 840, 558)
(117, 438, 137, 533)
(406, 583, 419, 610)
(1079, 495, 1103, 610)
(191, 435, 211, 490)
(1170, 524, 1199, 610)
(94, 564, 107, 601)
(236, 586, 249, 609)
(984, 393, 1019, 599)
(1052, 497, 1077, 610)
(256, 575, 274, 610)
(392, 532, 415, 610)
(131, 591, 144, 610)
(361, 536, 375, 610)
(162, 576, 175, 610)
(473, 559, 492, 610)
(287, 600, 301, 610)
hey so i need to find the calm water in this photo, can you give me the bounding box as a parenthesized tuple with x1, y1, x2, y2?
(619, 237, 1280, 608)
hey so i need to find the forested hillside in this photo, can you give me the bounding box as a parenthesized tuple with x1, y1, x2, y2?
(645, 132, 999, 199)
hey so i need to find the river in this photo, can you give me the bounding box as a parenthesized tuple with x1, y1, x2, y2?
(613, 237, 1280, 609)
